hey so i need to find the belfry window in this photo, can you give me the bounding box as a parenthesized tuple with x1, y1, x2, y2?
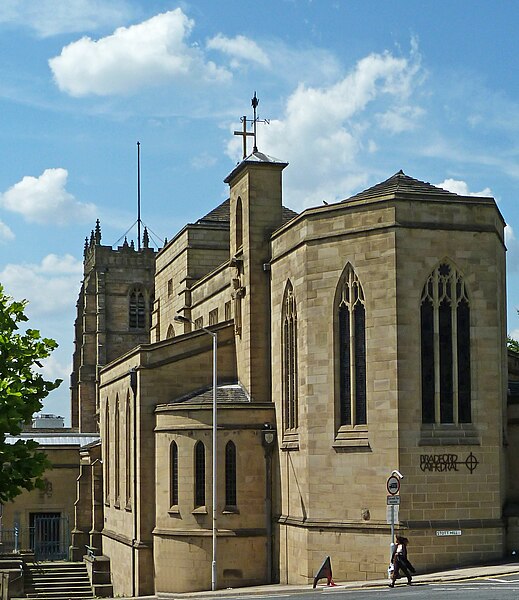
(421, 262, 471, 424)
(225, 441, 237, 508)
(337, 265, 366, 426)
(170, 441, 179, 507)
(282, 282, 298, 431)
(194, 441, 205, 507)
(129, 287, 145, 329)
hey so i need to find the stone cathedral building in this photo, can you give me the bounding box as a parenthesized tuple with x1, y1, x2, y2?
(68, 137, 514, 596)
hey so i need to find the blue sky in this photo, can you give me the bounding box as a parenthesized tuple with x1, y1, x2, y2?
(1, 0, 519, 422)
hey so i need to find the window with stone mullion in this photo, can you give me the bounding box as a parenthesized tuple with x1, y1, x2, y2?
(338, 267, 366, 427)
(420, 263, 471, 424)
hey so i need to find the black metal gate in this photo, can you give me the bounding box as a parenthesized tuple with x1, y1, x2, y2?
(29, 513, 70, 560)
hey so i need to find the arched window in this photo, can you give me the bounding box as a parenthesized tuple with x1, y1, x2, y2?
(282, 282, 298, 431)
(129, 287, 146, 329)
(337, 265, 366, 426)
(235, 197, 243, 249)
(104, 400, 110, 504)
(170, 441, 179, 507)
(421, 261, 471, 424)
(166, 324, 175, 339)
(126, 397, 131, 507)
(225, 441, 237, 508)
(114, 396, 120, 504)
(194, 441, 205, 507)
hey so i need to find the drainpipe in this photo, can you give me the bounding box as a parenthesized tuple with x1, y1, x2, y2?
(261, 424, 276, 583)
(129, 368, 138, 598)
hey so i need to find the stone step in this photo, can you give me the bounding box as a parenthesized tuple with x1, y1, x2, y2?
(23, 561, 95, 600)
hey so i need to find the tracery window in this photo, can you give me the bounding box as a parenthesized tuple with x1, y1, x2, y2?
(282, 282, 298, 431)
(421, 261, 471, 424)
(194, 441, 205, 507)
(129, 287, 146, 329)
(337, 265, 366, 426)
(225, 441, 237, 508)
(170, 441, 179, 507)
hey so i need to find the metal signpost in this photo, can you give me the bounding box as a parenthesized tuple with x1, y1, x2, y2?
(386, 471, 403, 559)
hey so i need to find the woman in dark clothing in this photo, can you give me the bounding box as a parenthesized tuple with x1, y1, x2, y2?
(389, 535, 415, 587)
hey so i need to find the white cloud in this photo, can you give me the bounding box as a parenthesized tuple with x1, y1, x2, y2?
(228, 46, 423, 209)
(37, 353, 71, 386)
(0, 220, 15, 242)
(436, 178, 493, 197)
(49, 9, 231, 97)
(505, 224, 515, 246)
(0, 254, 82, 317)
(207, 34, 271, 68)
(0, 0, 135, 37)
(376, 105, 425, 133)
(0, 168, 96, 225)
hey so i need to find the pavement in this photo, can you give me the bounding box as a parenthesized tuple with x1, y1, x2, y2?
(148, 560, 519, 599)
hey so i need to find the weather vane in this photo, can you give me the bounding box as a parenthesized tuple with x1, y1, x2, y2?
(233, 92, 270, 159)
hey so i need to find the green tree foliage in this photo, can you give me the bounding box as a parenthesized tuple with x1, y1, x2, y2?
(508, 335, 519, 354)
(0, 285, 61, 503)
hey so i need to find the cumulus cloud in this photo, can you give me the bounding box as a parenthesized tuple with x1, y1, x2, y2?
(227, 46, 423, 209)
(0, 168, 96, 225)
(49, 9, 231, 97)
(37, 353, 71, 387)
(436, 178, 493, 197)
(376, 105, 425, 133)
(0, 0, 135, 37)
(0, 254, 82, 317)
(0, 220, 15, 242)
(207, 34, 271, 68)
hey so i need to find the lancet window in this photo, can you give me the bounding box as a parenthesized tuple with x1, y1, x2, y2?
(337, 265, 367, 426)
(104, 400, 110, 504)
(194, 441, 205, 507)
(225, 441, 237, 508)
(126, 397, 131, 507)
(170, 441, 179, 507)
(235, 197, 243, 249)
(421, 262, 471, 424)
(114, 397, 120, 505)
(282, 282, 298, 431)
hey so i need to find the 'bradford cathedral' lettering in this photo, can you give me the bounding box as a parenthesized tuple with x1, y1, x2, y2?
(420, 452, 479, 474)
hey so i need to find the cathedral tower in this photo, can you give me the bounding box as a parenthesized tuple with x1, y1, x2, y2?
(70, 221, 156, 432)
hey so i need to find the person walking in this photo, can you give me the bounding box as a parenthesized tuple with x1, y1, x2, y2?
(388, 535, 415, 587)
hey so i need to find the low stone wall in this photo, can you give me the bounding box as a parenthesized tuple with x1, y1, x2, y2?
(0, 562, 24, 600)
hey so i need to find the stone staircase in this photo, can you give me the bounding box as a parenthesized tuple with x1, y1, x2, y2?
(20, 561, 95, 599)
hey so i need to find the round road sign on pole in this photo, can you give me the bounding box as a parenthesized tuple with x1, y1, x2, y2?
(387, 475, 400, 495)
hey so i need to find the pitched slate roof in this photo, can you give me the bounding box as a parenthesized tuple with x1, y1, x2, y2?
(198, 198, 298, 225)
(170, 383, 251, 405)
(343, 170, 463, 204)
